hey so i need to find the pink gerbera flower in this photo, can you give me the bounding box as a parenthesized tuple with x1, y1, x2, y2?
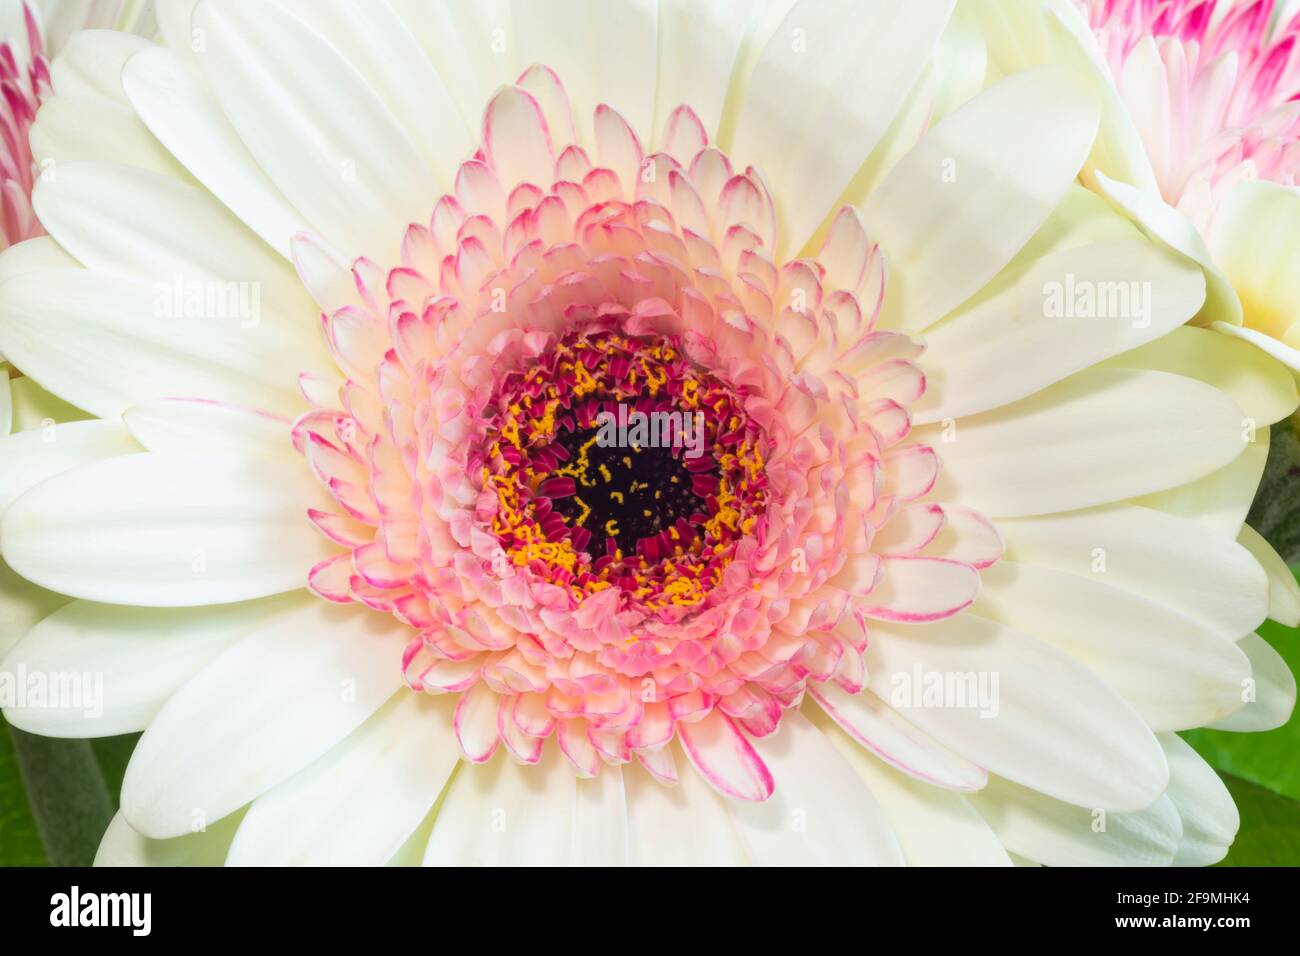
(295, 75, 991, 792)
(0, 0, 148, 252)
(1082, 0, 1300, 230)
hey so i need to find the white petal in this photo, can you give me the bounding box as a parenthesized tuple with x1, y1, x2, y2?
(510, 0, 658, 145)
(914, 239, 1205, 424)
(155, 0, 201, 55)
(1237, 524, 1300, 628)
(422, 746, 578, 866)
(654, 0, 762, 141)
(976, 561, 1252, 731)
(997, 504, 1268, 642)
(7, 376, 87, 432)
(725, 711, 903, 865)
(33, 161, 322, 331)
(0, 419, 140, 514)
(865, 64, 1099, 331)
(121, 47, 308, 258)
(969, 775, 1181, 866)
(1, 593, 309, 737)
(571, 765, 629, 866)
(730, 0, 954, 257)
(624, 754, 748, 865)
(227, 692, 459, 865)
(31, 95, 189, 179)
(1103, 325, 1298, 427)
(50, 30, 150, 101)
(0, 236, 78, 283)
(1207, 632, 1296, 732)
(387, 0, 520, 132)
(1214, 320, 1300, 375)
(0, 270, 306, 418)
(920, 368, 1248, 517)
(123, 399, 293, 457)
(836, 3, 989, 206)
(121, 600, 408, 838)
(967, 0, 1158, 196)
(1134, 427, 1268, 538)
(290, 231, 360, 315)
(868, 614, 1168, 811)
(810, 706, 1011, 866)
(94, 810, 242, 867)
(1096, 172, 1241, 326)
(194, 0, 437, 264)
(272, 0, 472, 189)
(809, 684, 988, 791)
(1, 453, 332, 606)
(1160, 733, 1238, 867)
(1208, 180, 1300, 354)
(0, 557, 67, 658)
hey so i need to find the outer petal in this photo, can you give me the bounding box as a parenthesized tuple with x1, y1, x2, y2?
(809, 684, 988, 791)
(865, 64, 1099, 331)
(194, 0, 438, 264)
(976, 561, 1252, 731)
(969, 775, 1181, 866)
(997, 504, 1268, 641)
(121, 47, 309, 258)
(227, 693, 460, 865)
(0, 270, 306, 419)
(624, 755, 748, 866)
(810, 707, 1011, 866)
(1161, 733, 1238, 867)
(725, 711, 904, 865)
(94, 810, 242, 867)
(868, 614, 1169, 811)
(1206, 632, 1296, 732)
(1, 453, 333, 606)
(422, 747, 580, 866)
(120, 601, 408, 838)
(729, 0, 954, 257)
(913, 240, 1206, 424)
(1, 593, 309, 737)
(921, 368, 1248, 517)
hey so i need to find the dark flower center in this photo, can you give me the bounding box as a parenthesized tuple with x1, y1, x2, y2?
(481, 327, 769, 612)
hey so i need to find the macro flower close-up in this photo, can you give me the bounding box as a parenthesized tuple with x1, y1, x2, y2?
(1, 0, 1299, 883)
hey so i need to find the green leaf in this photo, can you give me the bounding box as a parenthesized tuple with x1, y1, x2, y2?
(1216, 773, 1300, 867)
(0, 715, 47, 866)
(0, 715, 142, 866)
(6, 722, 115, 866)
(1247, 418, 1300, 564)
(91, 733, 138, 806)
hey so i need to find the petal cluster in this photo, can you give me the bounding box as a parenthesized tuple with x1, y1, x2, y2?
(0, 3, 48, 248)
(296, 68, 996, 796)
(1084, 0, 1300, 229)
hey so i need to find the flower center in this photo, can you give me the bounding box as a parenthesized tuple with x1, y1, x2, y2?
(482, 327, 767, 613)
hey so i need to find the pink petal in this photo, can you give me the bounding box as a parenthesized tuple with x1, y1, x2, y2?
(677, 710, 774, 802)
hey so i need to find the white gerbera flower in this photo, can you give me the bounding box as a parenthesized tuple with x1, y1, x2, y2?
(1, 0, 1297, 866)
